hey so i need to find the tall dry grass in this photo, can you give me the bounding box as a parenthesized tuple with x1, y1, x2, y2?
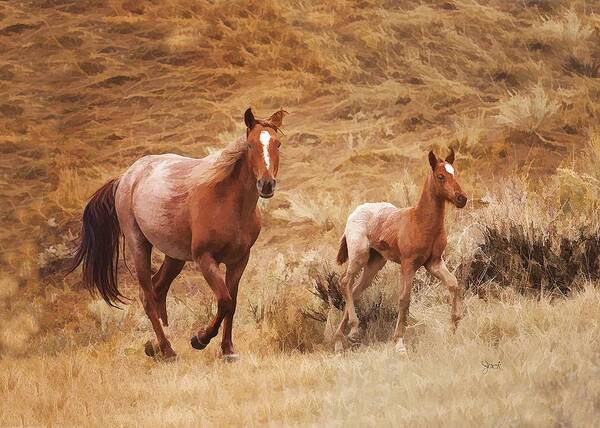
(2, 282, 600, 426)
(495, 84, 560, 134)
(2, 0, 600, 426)
(537, 9, 594, 48)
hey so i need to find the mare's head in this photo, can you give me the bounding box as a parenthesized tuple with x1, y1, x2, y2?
(244, 108, 287, 198)
(428, 149, 468, 208)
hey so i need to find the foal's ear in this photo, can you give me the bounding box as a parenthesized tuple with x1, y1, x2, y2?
(445, 148, 455, 165)
(244, 108, 256, 129)
(267, 108, 288, 128)
(428, 150, 438, 170)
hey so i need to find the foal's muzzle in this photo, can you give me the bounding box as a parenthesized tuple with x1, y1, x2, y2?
(257, 178, 276, 198)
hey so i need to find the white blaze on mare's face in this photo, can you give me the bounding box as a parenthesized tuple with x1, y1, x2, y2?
(444, 163, 455, 175)
(259, 130, 271, 170)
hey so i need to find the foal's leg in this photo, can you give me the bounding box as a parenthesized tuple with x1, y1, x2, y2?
(334, 245, 369, 350)
(221, 252, 250, 360)
(426, 258, 461, 329)
(333, 264, 360, 352)
(190, 252, 232, 351)
(392, 262, 416, 355)
(152, 256, 185, 327)
(338, 253, 387, 339)
(128, 237, 176, 359)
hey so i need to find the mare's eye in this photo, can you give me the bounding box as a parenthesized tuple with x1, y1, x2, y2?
(438, 174, 445, 181)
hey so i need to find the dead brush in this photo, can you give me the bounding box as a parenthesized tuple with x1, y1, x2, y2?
(564, 56, 600, 78)
(463, 223, 600, 296)
(301, 265, 397, 327)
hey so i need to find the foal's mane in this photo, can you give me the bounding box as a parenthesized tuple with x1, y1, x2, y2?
(198, 121, 280, 187)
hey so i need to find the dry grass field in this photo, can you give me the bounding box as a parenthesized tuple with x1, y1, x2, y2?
(1, 0, 600, 426)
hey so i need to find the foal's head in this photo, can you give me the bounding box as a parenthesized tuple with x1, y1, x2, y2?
(428, 149, 468, 208)
(244, 108, 287, 198)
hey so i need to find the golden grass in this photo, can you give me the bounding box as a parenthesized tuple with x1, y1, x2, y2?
(537, 9, 594, 48)
(495, 84, 560, 134)
(2, 285, 600, 426)
(2, 0, 600, 426)
(49, 166, 119, 215)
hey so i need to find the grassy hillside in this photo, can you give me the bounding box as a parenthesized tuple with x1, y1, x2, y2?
(1, 0, 600, 426)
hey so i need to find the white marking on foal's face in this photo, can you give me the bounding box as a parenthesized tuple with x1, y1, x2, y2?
(259, 130, 271, 170)
(444, 163, 455, 175)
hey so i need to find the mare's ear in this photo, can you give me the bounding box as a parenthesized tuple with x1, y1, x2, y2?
(428, 150, 438, 171)
(267, 108, 288, 128)
(445, 148, 455, 164)
(244, 108, 256, 129)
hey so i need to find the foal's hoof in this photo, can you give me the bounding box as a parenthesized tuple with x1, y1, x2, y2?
(396, 348, 408, 358)
(451, 315, 461, 331)
(222, 353, 240, 363)
(347, 331, 361, 348)
(334, 340, 345, 354)
(190, 335, 208, 350)
(394, 339, 408, 357)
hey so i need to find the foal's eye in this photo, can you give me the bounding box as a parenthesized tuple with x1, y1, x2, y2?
(438, 174, 445, 181)
(275, 141, 281, 149)
(247, 144, 252, 150)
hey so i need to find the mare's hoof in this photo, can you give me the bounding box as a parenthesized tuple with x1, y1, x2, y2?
(144, 340, 157, 357)
(222, 353, 240, 363)
(190, 335, 208, 350)
(144, 340, 177, 361)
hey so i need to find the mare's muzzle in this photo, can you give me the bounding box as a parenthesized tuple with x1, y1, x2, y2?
(257, 178, 276, 198)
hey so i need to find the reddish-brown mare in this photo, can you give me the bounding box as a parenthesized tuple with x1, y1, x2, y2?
(334, 149, 467, 354)
(69, 108, 287, 361)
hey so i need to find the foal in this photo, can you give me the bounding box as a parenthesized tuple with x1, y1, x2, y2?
(334, 149, 467, 354)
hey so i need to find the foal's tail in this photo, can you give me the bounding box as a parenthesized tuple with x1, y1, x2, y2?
(67, 177, 127, 307)
(336, 235, 348, 265)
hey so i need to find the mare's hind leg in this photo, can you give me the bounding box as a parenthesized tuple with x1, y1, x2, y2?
(126, 233, 176, 359)
(338, 251, 387, 340)
(152, 256, 185, 327)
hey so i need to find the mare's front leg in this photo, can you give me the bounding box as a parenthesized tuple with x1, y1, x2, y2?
(426, 258, 461, 329)
(190, 252, 232, 352)
(392, 262, 417, 355)
(220, 252, 250, 360)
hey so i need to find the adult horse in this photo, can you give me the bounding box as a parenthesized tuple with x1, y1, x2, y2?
(334, 149, 467, 354)
(69, 108, 287, 360)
